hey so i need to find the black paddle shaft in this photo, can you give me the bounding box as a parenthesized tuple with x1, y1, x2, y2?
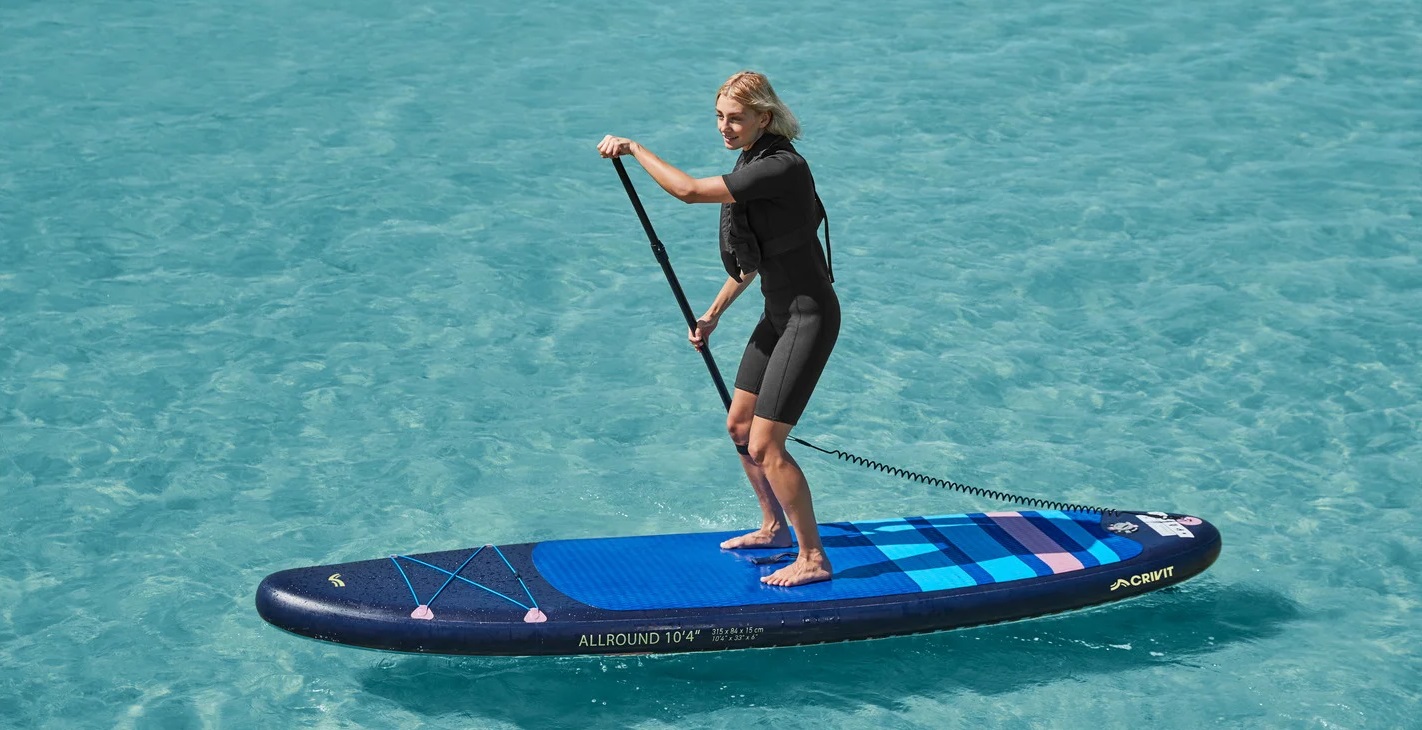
(611, 157, 733, 411)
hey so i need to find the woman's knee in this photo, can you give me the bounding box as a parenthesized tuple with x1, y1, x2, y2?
(747, 435, 784, 468)
(726, 415, 752, 451)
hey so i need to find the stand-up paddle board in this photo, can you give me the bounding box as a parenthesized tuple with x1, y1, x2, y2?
(256, 508, 1218, 655)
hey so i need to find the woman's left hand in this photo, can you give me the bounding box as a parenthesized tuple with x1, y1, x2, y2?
(689, 313, 719, 351)
(597, 135, 638, 158)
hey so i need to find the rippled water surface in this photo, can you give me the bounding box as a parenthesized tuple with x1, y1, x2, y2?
(2, 0, 1419, 727)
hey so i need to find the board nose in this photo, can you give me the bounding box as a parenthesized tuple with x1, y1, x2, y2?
(255, 568, 317, 633)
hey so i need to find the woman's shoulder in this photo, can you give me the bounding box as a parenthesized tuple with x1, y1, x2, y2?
(761, 146, 808, 164)
(727, 143, 812, 202)
(745, 148, 809, 178)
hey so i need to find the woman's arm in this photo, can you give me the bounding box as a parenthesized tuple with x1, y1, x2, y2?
(690, 272, 758, 350)
(704, 271, 757, 320)
(597, 136, 734, 204)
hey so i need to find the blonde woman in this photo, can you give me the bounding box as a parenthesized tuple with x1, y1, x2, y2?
(598, 71, 840, 587)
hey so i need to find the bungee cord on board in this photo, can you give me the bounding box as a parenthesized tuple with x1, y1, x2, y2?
(610, 159, 1120, 516)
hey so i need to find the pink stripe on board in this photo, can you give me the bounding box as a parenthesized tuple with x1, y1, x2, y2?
(986, 512, 1085, 574)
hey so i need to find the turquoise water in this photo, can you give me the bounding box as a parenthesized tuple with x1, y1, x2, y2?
(2, 0, 1419, 726)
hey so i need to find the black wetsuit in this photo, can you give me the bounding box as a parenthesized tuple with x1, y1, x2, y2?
(719, 134, 840, 425)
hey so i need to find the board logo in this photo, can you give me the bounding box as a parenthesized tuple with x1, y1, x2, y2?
(1109, 566, 1174, 591)
(1107, 522, 1138, 534)
(328, 573, 345, 588)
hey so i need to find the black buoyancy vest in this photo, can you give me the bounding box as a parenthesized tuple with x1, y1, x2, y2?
(720, 135, 834, 283)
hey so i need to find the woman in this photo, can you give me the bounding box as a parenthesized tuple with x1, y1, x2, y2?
(597, 71, 840, 588)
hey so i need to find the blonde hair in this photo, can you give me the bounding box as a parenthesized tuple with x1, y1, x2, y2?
(717, 71, 801, 140)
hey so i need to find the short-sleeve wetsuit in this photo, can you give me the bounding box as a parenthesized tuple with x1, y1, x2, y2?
(720, 135, 840, 425)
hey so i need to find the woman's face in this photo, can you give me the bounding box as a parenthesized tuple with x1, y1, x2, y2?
(716, 96, 769, 151)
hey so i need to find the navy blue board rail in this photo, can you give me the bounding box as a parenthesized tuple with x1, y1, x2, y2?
(256, 510, 1220, 656)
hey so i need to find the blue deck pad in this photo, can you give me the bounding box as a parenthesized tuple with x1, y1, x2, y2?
(533, 511, 1142, 611)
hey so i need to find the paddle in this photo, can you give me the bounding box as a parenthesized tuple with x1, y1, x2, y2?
(610, 156, 733, 411)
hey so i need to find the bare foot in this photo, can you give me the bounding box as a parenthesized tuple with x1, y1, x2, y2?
(720, 527, 792, 550)
(761, 552, 832, 587)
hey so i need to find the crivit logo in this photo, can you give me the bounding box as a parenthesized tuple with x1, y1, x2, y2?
(1109, 566, 1175, 591)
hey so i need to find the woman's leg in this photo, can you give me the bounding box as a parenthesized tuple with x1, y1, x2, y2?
(719, 388, 792, 549)
(748, 417, 832, 586)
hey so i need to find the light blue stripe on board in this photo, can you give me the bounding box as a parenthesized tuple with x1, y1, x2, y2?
(858, 519, 979, 592)
(972, 556, 1040, 583)
(1040, 511, 1122, 566)
(903, 566, 978, 592)
(937, 517, 1039, 583)
(869, 539, 975, 592)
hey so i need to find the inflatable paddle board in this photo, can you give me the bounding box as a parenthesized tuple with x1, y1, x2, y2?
(256, 509, 1219, 655)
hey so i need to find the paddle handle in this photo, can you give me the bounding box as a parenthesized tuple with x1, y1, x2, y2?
(611, 157, 733, 411)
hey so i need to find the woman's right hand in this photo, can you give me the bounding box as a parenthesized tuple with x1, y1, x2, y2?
(597, 135, 638, 158)
(689, 314, 719, 351)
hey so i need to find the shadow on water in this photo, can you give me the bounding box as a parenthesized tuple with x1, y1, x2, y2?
(356, 581, 1298, 728)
